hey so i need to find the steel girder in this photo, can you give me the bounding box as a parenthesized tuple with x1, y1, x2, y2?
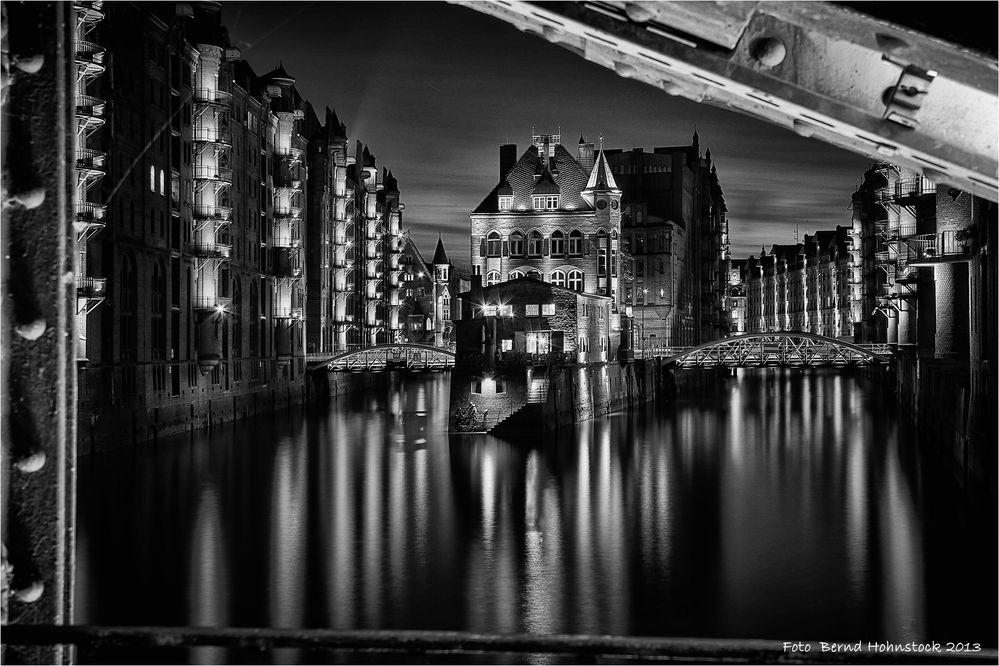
(455, 1, 998, 202)
(662, 332, 891, 368)
(308, 345, 457, 372)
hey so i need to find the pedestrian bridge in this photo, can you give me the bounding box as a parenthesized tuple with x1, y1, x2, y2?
(642, 333, 892, 368)
(307, 344, 456, 372)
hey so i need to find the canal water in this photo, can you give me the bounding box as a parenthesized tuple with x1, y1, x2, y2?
(75, 370, 997, 663)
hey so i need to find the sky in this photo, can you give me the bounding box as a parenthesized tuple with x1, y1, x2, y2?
(223, 1, 871, 262)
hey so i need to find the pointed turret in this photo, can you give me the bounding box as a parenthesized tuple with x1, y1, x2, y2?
(582, 148, 620, 195)
(432, 235, 450, 266)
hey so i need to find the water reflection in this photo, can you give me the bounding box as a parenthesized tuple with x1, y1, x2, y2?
(77, 370, 996, 664)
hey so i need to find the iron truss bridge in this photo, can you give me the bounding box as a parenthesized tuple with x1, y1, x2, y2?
(307, 344, 456, 372)
(647, 333, 892, 368)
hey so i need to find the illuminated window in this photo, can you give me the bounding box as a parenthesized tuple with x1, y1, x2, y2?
(486, 231, 501, 257)
(526, 304, 539, 316)
(550, 270, 566, 287)
(509, 231, 524, 257)
(550, 230, 565, 257)
(568, 230, 583, 255)
(149, 165, 156, 192)
(501, 339, 513, 352)
(532, 196, 544, 209)
(483, 305, 498, 316)
(500, 305, 513, 317)
(568, 269, 584, 292)
(485, 270, 500, 286)
(528, 231, 542, 257)
(498, 196, 513, 210)
(546, 195, 559, 209)
(542, 303, 555, 316)
(159, 169, 165, 196)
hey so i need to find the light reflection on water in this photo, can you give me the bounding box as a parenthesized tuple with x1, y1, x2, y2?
(76, 369, 996, 663)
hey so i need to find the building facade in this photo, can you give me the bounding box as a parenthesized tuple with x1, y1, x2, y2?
(77, 3, 408, 447)
(469, 132, 624, 308)
(606, 132, 729, 348)
(469, 130, 729, 354)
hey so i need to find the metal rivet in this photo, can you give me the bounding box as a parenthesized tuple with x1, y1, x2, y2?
(614, 61, 636, 78)
(14, 580, 44, 604)
(660, 80, 681, 96)
(7, 187, 46, 210)
(875, 33, 910, 56)
(15, 318, 46, 341)
(792, 120, 817, 138)
(11, 54, 44, 74)
(624, 3, 655, 23)
(15, 450, 46, 473)
(750, 37, 787, 68)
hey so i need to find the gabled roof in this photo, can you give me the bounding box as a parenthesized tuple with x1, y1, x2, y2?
(472, 143, 590, 214)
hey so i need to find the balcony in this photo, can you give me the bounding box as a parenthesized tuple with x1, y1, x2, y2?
(193, 165, 233, 184)
(75, 40, 105, 76)
(194, 126, 232, 146)
(76, 276, 106, 299)
(73, 1, 105, 22)
(75, 94, 106, 132)
(874, 250, 893, 264)
(187, 242, 231, 259)
(193, 88, 232, 107)
(192, 296, 232, 312)
(75, 148, 106, 180)
(75, 201, 106, 224)
(277, 146, 304, 163)
(192, 203, 233, 221)
(274, 205, 302, 220)
(272, 234, 302, 248)
(273, 306, 304, 320)
(894, 177, 935, 201)
(907, 231, 973, 266)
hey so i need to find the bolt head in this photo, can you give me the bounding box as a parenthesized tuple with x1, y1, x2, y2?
(750, 37, 787, 68)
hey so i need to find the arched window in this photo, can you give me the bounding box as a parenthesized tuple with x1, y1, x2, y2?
(509, 269, 525, 280)
(568, 269, 584, 292)
(151, 262, 166, 359)
(485, 270, 500, 286)
(509, 231, 525, 257)
(568, 229, 583, 256)
(486, 231, 501, 257)
(550, 270, 566, 287)
(550, 230, 565, 257)
(527, 270, 542, 281)
(528, 230, 542, 257)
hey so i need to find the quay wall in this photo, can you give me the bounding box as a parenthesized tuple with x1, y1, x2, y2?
(78, 378, 307, 455)
(451, 360, 724, 435)
(894, 350, 995, 496)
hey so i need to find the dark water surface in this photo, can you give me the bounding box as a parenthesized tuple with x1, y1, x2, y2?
(76, 370, 997, 663)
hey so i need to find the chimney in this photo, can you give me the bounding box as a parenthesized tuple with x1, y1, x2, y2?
(499, 144, 517, 181)
(577, 140, 595, 172)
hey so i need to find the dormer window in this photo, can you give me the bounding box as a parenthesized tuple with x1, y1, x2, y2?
(532, 195, 560, 210)
(498, 196, 513, 210)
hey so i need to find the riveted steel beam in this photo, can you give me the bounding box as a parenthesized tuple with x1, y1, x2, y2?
(454, 1, 998, 202)
(1, 2, 78, 664)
